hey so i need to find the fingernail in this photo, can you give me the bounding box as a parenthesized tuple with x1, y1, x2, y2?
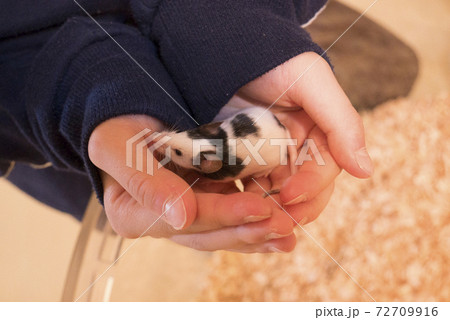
(163, 197, 187, 230)
(265, 232, 293, 240)
(268, 246, 287, 253)
(244, 215, 271, 223)
(355, 147, 374, 177)
(284, 193, 308, 206)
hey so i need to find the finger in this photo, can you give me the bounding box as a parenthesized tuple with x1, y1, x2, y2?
(88, 115, 197, 230)
(182, 191, 273, 233)
(266, 163, 291, 191)
(169, 208, 294, 252)
(102, 172, 170, 238)
(275, 109, 315, 147)
(234, 207, 294, 244)
(279, 126, 340, 205)
(102, 172, 274, 239)
(284, 182, 335, 226)
(288, 53, 374, 178)
(231, 233, 297, 253)
(227, 184, 335, 252)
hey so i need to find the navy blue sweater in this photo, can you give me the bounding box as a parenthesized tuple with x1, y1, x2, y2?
(0, 0, 327, 220)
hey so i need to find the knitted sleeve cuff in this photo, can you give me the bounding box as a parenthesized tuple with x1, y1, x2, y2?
(25, 16, 196, 203)
(151, 0, 328, 124)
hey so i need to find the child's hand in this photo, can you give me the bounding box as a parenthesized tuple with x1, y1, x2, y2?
(235, 52, 374, 224)
(88, 115, 296, 253)
(86, 52, 373, 253)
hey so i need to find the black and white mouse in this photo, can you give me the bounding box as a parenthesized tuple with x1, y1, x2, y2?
(158, 106, 297, 187)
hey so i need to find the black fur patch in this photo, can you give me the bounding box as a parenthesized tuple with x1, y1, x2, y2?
(187, 125, 244, 179)
(231, 114, 258, 137)
(187, 121, 222, 139)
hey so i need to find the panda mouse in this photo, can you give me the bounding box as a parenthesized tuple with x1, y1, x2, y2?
(157, 106, 297, 195)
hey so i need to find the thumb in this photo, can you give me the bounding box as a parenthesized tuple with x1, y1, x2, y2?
(88, 115, 197, 231)
(289, 54, 374, 178)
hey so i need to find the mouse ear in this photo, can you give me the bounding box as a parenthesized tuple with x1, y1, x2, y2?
(199, 152, 223, 173)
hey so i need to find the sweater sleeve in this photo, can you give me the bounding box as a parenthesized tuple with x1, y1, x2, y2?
(18, 15, 197, 203)
(145, 0, 328, 124)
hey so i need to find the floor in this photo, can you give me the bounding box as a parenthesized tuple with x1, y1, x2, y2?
(339, 0, 449, 99)
(0, 0, 448, 301)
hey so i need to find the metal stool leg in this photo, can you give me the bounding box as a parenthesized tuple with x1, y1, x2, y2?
(62, 193, 123, 302)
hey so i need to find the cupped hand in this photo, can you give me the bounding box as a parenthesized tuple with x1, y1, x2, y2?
(234, 51, 374, 225)
(88, 114, 296, 253)
(87, 52, 373, 253)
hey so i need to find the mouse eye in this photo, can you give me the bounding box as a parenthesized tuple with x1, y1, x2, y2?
(174, 149, 182, 156)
